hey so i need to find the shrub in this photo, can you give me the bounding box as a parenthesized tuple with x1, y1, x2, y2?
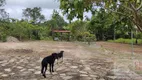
(1, 33, 7, 42)
(108, 38, 142, 44)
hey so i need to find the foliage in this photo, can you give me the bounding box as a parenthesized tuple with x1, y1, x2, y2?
(108, 38, 142, 44)
(88, 8, 111, 41)
(69, 20, 86, 40)
(59, 0, 142, 32)
(1, 0, 142, 43)
(0, 0, 9, 21)
(0, 0, 5, 7)
(86, 7, 135, 41)
(83, 32, 96, 45)
(68, 20, 96, 41)
(52, 10, 67, 28)
(0, 9, 9, 20)
(0, 20, 9, 42)
(136, 32, 142, 39)
(0, 32, 6, 42)
(22, 7, 45, 24)
(0, 8, 68, 42)
(0, 19, 51, 41)
(43, 10, 67, 30)
(59, 0, 92, 21)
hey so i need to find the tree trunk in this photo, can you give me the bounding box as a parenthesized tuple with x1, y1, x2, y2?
(131, 6, 142, 32)
(19, 35, 22, 41)
(135, 38, 138, 44)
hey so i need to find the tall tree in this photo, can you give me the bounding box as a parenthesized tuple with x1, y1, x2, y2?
(44, 10, 67, 30)
(22, 7, 45, 24)
(51, 10, 67, 29)
(0, 9, 9, 20)
(0, 0, 5, 7)
(0, 0, 9, 41)
(0, 0, 9, 21)
(88, 8, 112, 40)
(69, 20, 88, 41)
(88, 8, 132, 40)
(59, 0, 142, 32)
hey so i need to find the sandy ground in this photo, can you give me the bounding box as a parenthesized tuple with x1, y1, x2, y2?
(96, 41, 142, 54)
(0, 41, 141, 80)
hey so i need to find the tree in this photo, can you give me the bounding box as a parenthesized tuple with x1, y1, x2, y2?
(0, 9, 9, 21)
(59, 0, 142, 32)
(68, 20, 88, 41)
(44, 10, 67, 30)
(0, 0, 5, 7)
(0, 0, 9, 42)
(87, 8, 133, 41)
(22, 7, 45, 24)
(51, 10, 67, 29)
(44, 19, 57, 30)
(0, 0, 9, 21)
(88, 8, 112, 41)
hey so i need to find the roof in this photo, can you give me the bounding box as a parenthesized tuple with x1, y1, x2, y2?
(52, 30, 71, 33)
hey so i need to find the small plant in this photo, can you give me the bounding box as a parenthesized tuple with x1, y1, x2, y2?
(82, 32, 96, 45)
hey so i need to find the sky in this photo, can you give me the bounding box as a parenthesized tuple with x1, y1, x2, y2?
(2, 0, 92, 21)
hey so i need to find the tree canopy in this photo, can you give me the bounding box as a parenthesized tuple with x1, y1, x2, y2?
(0, 0, 141, 43)
(0, 0, 9, 21)
(0, 0, 5, 7)
(22, 7, 45, 24)
(0, 9, 9, 20)
(59, 0, 142, 32)
(44, 10, 67, 30)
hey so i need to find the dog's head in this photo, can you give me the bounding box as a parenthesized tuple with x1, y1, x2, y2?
(52, 53, 58, 59)
(60, 51, 64, 53)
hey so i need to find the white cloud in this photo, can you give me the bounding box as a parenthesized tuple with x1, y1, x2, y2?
(5, 0, 59, 9)
(2, 0, 92, 21)
(2, 0, 60, 20)
(5, 7, 23, 19)
(84, 11, 92, 19)
(41, 8, 58, 20)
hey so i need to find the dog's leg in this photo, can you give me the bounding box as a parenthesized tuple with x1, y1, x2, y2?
(62, 56, 63, 62)
(41, 65, 44, 74)
(43, 64, 47, 78)
(44, 64, 47, 74)
(52, 63, 54, 72)
(41, 66, 46, 78)
(57, 59, 58, 64)
(49, 64, 52, 73)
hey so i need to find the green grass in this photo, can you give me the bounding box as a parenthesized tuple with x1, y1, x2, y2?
(108, 38, 142, 44)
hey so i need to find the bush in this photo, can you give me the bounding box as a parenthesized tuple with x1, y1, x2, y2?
(40, 36, 53, 40)
(137, 32, 142, 39)
(0, 33, 7, 42)
(108, 38, 142, 44)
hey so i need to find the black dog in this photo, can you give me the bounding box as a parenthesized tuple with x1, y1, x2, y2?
(57, 51, 64, 62)
(41, 53, 58, 78)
